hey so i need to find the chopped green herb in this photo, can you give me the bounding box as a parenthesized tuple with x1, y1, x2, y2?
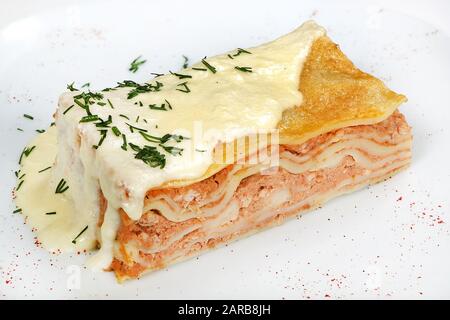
(55, 178, 69, 194)
(129, 144, 166, 169)
(23, 114, 34, 120)
(38, 166, 52, 173)
(129, 55, 147, 73)
(170, 71, 192, 79)
(19, 146, 36, 164)
(235, 66, 253, 73)
(148, 103, 168, 111)
(165, 99, 172, 110)
(121, 134, 128, 150)
(119, 114, 130, 120)
(72, 225, 88, 244)
(150, 73, 164, 78)
(135, 115, 140, 123)
(79, 115, 99, 123)
(160, 144, 183, 156)
(107, 99, 114, 109)
(140, 131, 186, 144)
(126, 81, 163, 99)
(227, 54, 234, 59)
(233, 48, 252, 56)
(63, 105, 75, 115)
(45, 212, 57, 215)
(112, 126, 121, 136)
(36, 129, 45, 133)
(93, 130, 107, 149)
(176, 82, 191, 93)
(16, 180, 24, 191)
(97, 101, 106, 106)
(125, 122, 147, 133)
(182, 55, 189, 69)
(192, 67, 207, 71)
(17, 128, 23, 132)
(195, 149, 207, 152)
(81, 82, 90, 88)
(18, 173, 26, 179)
(13, 208, 22, 214)
(95, 115, 112, 128)
(67, 82, 78, 91)
(201, 58, 217, 73)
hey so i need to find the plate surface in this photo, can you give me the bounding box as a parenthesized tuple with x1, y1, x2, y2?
(1, 0, 449, 299)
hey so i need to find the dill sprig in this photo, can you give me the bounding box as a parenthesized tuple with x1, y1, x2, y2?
(63, 105, 75, 115)
(170, 71, 192, 79)
(67, 82, 78, 91)
(19, 146, 36, 164)
(201, 58, 216, 73)
(182, 55, 189, 68)
(55, 178, 69, 194)
(176, 82, 191, 93)
(129, 143, 166, 169)
(72, 225, 88, 244)
(233, 48, 252, 56)
(129, 55, 147, 73)
(235, 66, 253, 73)
(38, 166, 52, 173)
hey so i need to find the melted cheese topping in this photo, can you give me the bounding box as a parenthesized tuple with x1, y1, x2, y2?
(57, 20, 325, 220)
(15, 21, 326, 268)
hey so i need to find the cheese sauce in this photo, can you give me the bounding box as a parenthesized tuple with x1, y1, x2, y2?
(15, 21, 325, 267)
(14, 127, 97, 252)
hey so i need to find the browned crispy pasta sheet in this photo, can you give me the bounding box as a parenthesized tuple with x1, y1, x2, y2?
(279, 36, 407, 143)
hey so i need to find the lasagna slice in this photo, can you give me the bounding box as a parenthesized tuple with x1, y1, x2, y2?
(108, 34, 411, 280)
(16, 21, 411, 281)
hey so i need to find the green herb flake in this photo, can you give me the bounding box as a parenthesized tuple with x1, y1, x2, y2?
(182, 55, 189, 69)
(130, 144, 166, 169)
(23, 114, 34, 120)
(55, 178, 69, 194)
(233, 48, 252, 56)
(107, 99, 114, 109)
(63, 105, 75, 115)
(67, 82, 78, 91)
(16, 180, 24, 191)
(79, 115, 99, 123)
(129, 55, 147, 73)
(112, 126, 121, 136)
(235, 66, 253, 73)
(201, 58, 217, 74)
(176, 82, 191, 93)
(170, 71, 192, 79)
(121, 134, 128, 151)
(38, 166, 52, 173)
(72, 225, 88, 244)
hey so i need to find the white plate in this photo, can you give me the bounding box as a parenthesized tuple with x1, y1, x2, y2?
(1, 0, 449, 299)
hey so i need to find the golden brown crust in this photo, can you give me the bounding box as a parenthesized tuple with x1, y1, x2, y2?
(278, 36, 406, 143)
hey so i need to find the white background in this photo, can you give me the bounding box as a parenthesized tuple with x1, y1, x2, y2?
(0, 0, 449, 299)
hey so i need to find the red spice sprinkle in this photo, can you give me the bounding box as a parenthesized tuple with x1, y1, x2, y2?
(396, 196, 403, 201)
